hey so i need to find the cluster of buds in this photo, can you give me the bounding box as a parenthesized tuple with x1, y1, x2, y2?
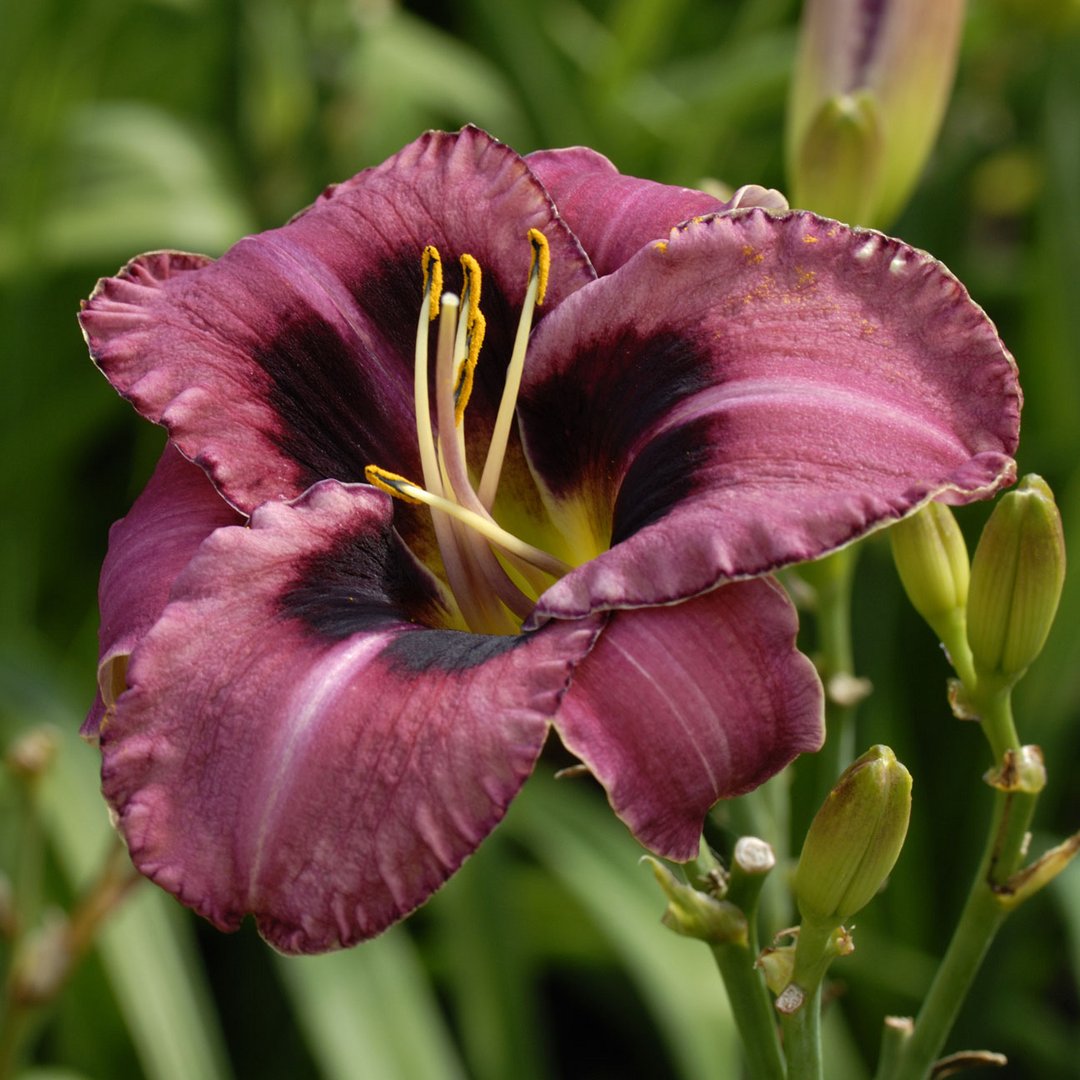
(891, 476, 1066, 700)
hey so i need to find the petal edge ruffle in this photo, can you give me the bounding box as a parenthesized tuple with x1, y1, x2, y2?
(102, 480, 601, 953)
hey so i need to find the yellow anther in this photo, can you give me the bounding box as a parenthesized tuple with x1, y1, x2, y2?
(421, 246, 442, 320)
(364, 465, 425, 505)
(453, 308, 486, 426)
(527, 228, 550, 306)
(459, 254, 483, 329)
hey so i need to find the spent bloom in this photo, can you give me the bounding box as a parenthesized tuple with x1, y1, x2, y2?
(81, 127, 1018, 953)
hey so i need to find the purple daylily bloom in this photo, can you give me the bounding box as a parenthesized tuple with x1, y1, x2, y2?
(80, 126, 1019, 954)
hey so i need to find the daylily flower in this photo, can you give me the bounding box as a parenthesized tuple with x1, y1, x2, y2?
(80, 126, 1020, 954)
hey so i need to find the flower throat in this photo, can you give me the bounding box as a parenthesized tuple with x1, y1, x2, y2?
(365, 232, 571, 636)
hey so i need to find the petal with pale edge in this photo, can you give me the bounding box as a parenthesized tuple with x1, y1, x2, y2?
(526, 146, 728, 276)
(85, 444, 241, 738)
(101, 481, 601, 953)
(555, 578, 822, 860)
(78, 128, 595, 518)
(518, 209, 1020, 624)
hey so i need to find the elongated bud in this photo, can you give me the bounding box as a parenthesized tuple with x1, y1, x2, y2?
(890, 503, 974, 680)
(967, 475, 1066, 687)
(786, 0, 966, 226)
(794, 745, 912, 926)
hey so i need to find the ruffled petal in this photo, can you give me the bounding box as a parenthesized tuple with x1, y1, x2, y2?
(518, 209, 1020, 624)
(79, 127, 595, 519)
(102, 480, 600, 953)
(554, 578, 823, 860)
(85, 444, 241, 738)
(526, 146, 727, 276)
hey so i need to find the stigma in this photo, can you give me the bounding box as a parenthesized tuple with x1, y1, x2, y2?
(367, 231, 566, 635)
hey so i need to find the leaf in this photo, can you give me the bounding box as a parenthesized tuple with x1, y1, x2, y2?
(505, 774, 740, 1080)
(276, 929, 466, 1080)
(22, 686, 233, 1080)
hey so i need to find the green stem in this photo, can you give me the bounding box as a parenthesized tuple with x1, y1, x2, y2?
(0, 766, 47, 1080)
(779, 921, 837, 1080)
(688, 843, 786, 1079)
(802, 548, 861, 800)
(781, 981, 823, 1080)
(710, 942, 787, 1080)
(975, 686, 1022, 765)
(0, 841, 139, 1080)
(884, 692, 1038, 1080)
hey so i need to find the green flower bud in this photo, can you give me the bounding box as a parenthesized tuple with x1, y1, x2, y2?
(967, 475, 1066, 687)
(794, 745, 912, 926)
(790, 91, 884, 224)
(890, 503, 973, 680)
(786, 0, 966, 227)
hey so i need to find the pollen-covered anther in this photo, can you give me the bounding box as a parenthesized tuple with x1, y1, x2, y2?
(478, 229, 552, 508)
(364, 465, 426, 505)
(421, 246, 443, 320)
(527, 228, 550, 306)
(453, 255, 486, 426)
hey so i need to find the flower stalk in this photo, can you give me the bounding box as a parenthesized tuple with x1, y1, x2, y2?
(653, 842, 786, 1080)
(876, 746, 1039, 1079)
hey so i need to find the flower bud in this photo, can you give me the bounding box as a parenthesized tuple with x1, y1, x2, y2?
(789, 91, 884, 224)
(890, 503, 972, 676)
(5, 725, 59, 782)
(967, 475, 1066, 687)
(794, 745, 912, 926)
(786, 0, 966, 226)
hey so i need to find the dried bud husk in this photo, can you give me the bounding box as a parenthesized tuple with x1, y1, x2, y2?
(967, 475, 1066, 688)
(794, 745, 912, 926)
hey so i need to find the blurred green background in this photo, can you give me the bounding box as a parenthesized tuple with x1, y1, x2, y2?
(2, 0, 1078, 1077)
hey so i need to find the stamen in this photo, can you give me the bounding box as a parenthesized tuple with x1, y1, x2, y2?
(413, 256, 489, 631)
(421, 245, 442, 321)
(364, 466, 572, 579)
(364, 466, 425, 505)
(452, 255, 486, 426)
(478, 230, 550, 510)
(527, 227, 551, 306)
(453, 309, 485, 425)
